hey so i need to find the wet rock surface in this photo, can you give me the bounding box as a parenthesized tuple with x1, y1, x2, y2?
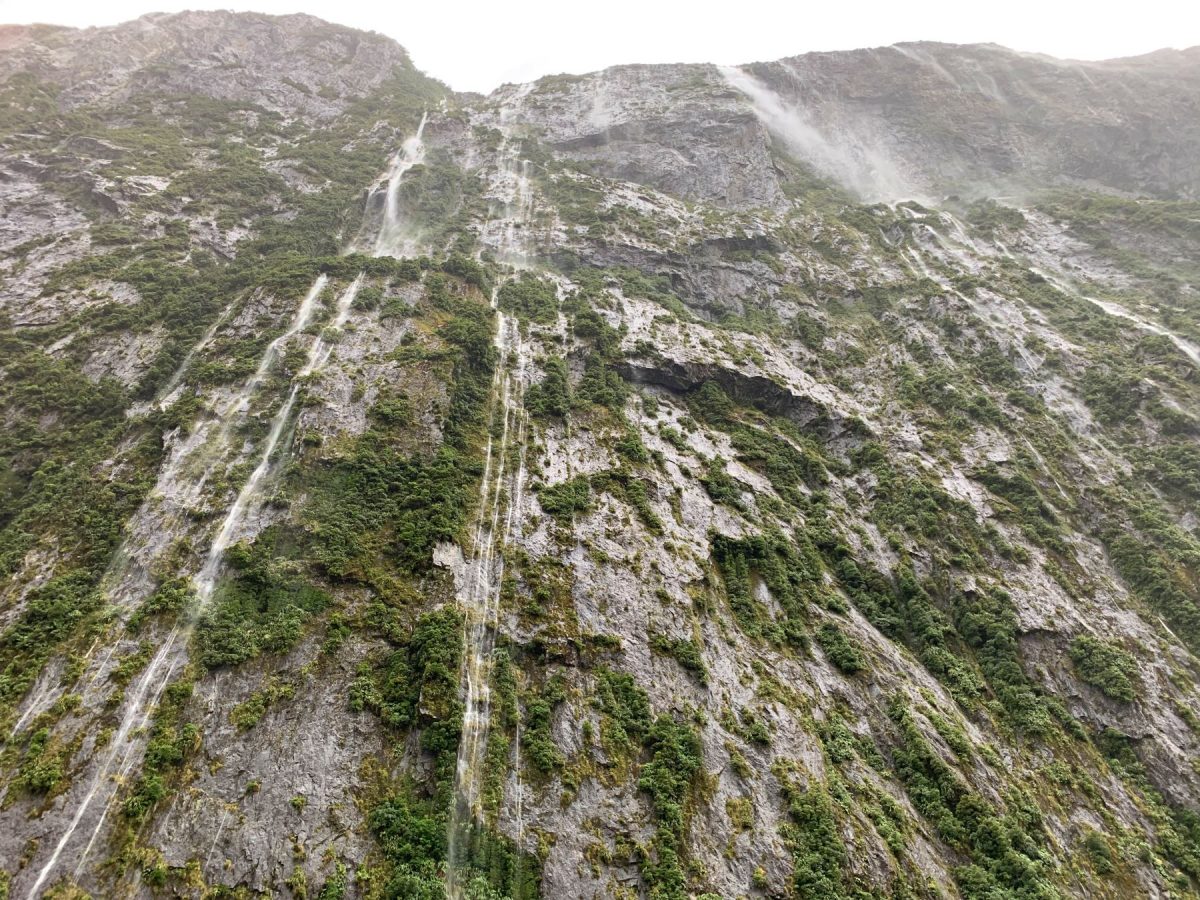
(1, 11, 1199, 900)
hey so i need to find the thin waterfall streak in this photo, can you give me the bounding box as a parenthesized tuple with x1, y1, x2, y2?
(82, 273, 352, 876)
(194, 383, 300, 604)
(71, 641, 181, 879)
(15, 276, 329, 885)
(447, 139, 536, 898)
(114, 272, 327, 609)
(32, 270, 356, 892)
(29, 620, 183, 897)
(231, 275, 329, 416)
(155, 296, 239, 409)
(1033, 267, 1200, 366)
(513, 714, 524, 858)
(197, 274, 363, 604)
(202, 808, 231, 870)
(11, 634, 101, 736)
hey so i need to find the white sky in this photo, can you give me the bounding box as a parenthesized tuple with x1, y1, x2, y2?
(2, 0, 1198, 93)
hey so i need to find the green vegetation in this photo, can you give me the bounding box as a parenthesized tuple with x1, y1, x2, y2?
(975, 463, 1069, 554)
(962, 199, 1027, 236)
(1102, 507, 1200, 658)
(368, 787, 450, 897)
(889, 699, 1059, 899)
(522, 676, 567, 777)
(122, 676, 198, 822)
(574, 354, 629, 411)
(1068, 636, 1138, 702)
(637, 716, 704, 899)
(711, 529, 822, 649)
(15, 726, 70, 795)
(351, 606, 463, 772)
(230, 678, 295, 730)
(196, 530, 331, 668)
(589, 669, 707, 894)
(355, 608, 463, 895)
(685, 380, 830, 503)
(776, 772, 863, 899)
(526, 357, 571, 419)
(648, 632, 707, 683)
(498, 273, 558, 325)
(951, 583, 1069, 737)
(559, 283, 629, 412)
(698, 457, 744, 508)
(591, 469, 663, 534)
(301, 272, 495, 580)
(593, 668, 653, 762)
(353, 599, 540, 899)
(815, 623, 867, 675)
(536, 476, 592, 522)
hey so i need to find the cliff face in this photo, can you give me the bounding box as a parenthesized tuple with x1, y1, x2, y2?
(1, 12, 1200, 900)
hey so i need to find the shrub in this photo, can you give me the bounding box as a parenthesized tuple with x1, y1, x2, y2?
(498, 272, 558, 324)
(699, 457, 743, 507)
(594, 668, 653, 759)
(1069, 636, 1138, 702)
(781, 783, 850, 899)
(536, 475, 592, 521)
(649, 632, 707, 683)
(526, 357, 570, 418)
(195, 531, 331, 669)
(711, 530, 820, 649)
(523, 677, 566, 776)
(637, 716, 703, 899)
(815, 623, 867, 674)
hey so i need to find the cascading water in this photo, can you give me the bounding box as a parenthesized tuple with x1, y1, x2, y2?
(8, 276, 331, 749)
(720, 64, 917, 203)
(195, 274, 364, 604)
(909, 208, 1199, 367)
(26, 274, 364, 897)
(446, 140, 535, 899)
(196, 273, 365, 591)
(154, 296, 239, 409)
(23, 107, 434, 895)
(373, 111, 429, 257)
(1031, 268, 1200, 367)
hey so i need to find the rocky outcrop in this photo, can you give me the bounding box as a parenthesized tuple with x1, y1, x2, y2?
(0, 11, 422, 119)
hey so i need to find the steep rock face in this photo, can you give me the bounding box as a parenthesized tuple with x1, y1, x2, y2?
(739, 43, 1200, 200)
(491, 68, 786, 209)
(495, 43, 1200, 206)
(0, 11, 416, 119)
(1, 11, 1200, 900)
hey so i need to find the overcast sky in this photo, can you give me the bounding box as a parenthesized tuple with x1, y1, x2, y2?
(2, 0, 1198, 92)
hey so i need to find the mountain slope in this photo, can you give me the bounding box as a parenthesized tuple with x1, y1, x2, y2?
(1, 12, 1199, 900)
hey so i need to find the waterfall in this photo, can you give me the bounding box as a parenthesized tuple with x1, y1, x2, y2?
(374, 111, 429, 257)
(26, 274, 365, 897)
(446, 141, 534, 899)
(1031, 268, 1200, 366)
(9, 273, 331, 748)
(27, 106, 427, 894)
(719, 64, 916, 203)
(195, 273, 364, 594)
(154, 297, 239, 410)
